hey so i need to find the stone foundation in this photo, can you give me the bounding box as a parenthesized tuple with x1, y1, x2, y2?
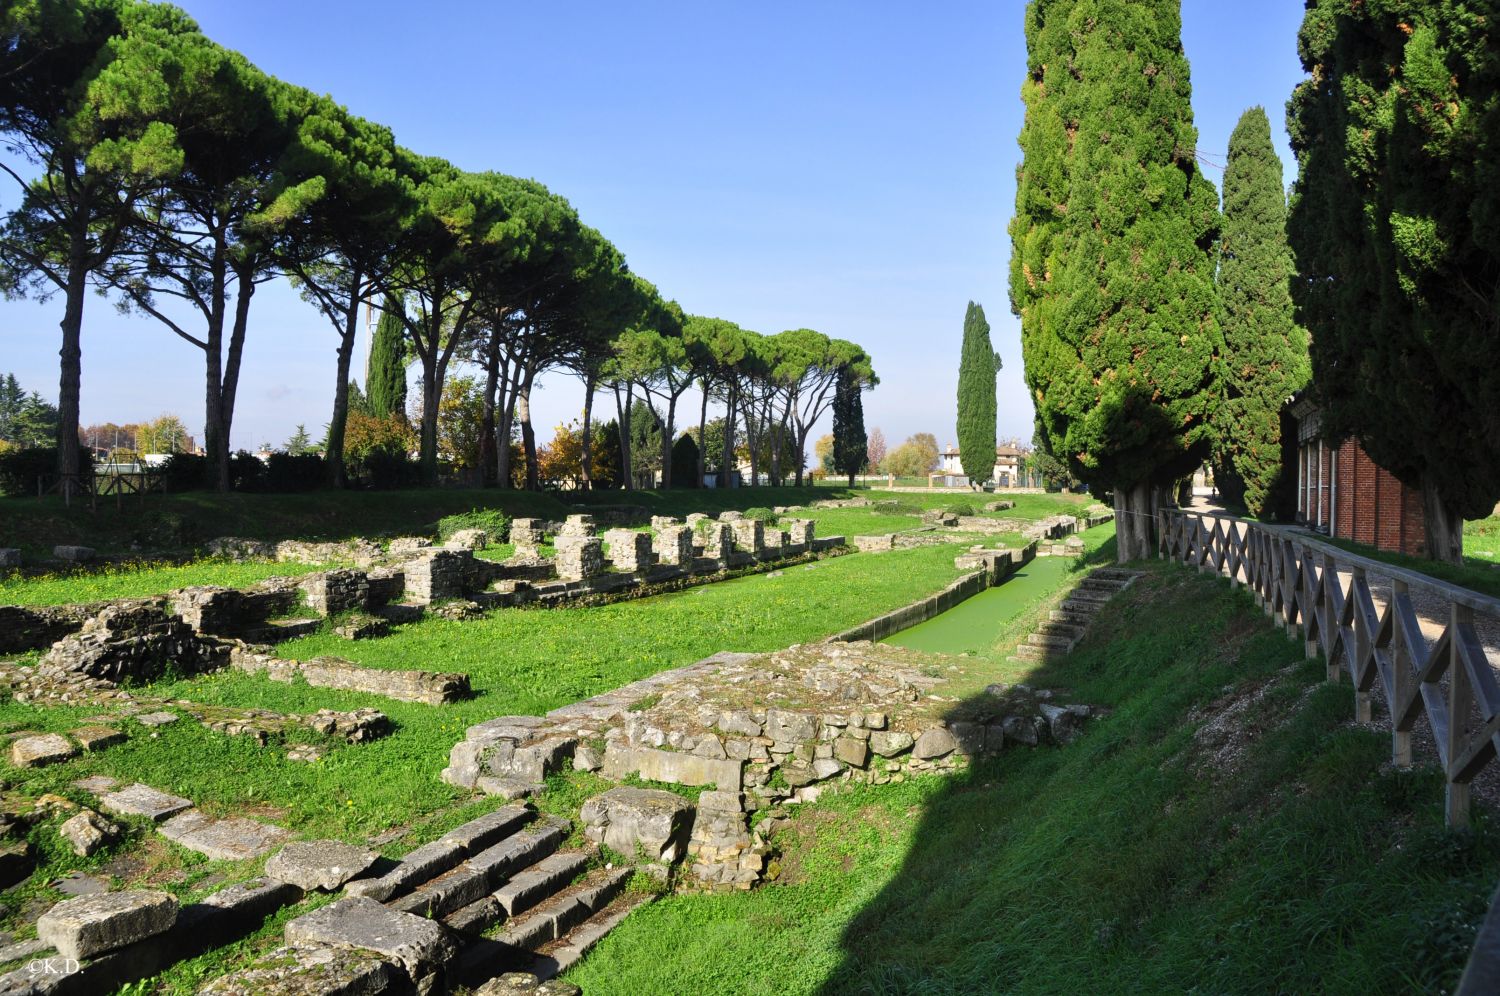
(653, 525, 694, 566)
(603, 529, 653, 572)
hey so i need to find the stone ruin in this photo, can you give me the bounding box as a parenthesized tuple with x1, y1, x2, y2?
(444, 641, 1100, 891)
(41, 599, 226, 683)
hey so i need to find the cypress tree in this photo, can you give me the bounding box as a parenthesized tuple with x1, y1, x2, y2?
(1287, 0, 1500, 562)
(831, 367, 868, 488)
(1214, 107, 1309, 519)
(956, 301, 998, 486)
(367, 296, 408, 420)
(1009, 0, 1223, 561)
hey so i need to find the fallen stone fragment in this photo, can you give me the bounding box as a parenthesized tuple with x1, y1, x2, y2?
(36, 889, 177, 960)
(159, 809, 291, 861)
(572, 745, 603, 772)
(98, 783, 193, 822)
(266, 840, 379, 892)
(72, 774, 117, 794)
(52, 545, 95, 563)
(0, 548, 20, 568)
(59, 810, 120, 857)
(10, 732, 77, 768)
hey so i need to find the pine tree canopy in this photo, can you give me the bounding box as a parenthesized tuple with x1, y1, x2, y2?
(956, 301, 998, 484)
(1008, 0, 1223, 495)
(1215, 106, 1308, 518)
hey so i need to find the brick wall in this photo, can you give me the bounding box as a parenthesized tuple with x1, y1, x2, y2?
(1308, 437, 1426, 557)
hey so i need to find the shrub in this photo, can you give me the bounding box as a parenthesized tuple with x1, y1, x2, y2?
(743, 507, 778, 525)
(359, 451, 421, 490)
(158, 453, 210, 492)
(229, 451, 265, 492)
(438, 507, 510, 544)
(0, 447, 92, 496)
(944, 501, 978, 517)
(872, 499, 921, 515)
(265, 453, 323, 492)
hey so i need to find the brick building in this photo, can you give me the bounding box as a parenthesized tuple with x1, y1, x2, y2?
(1287, 392, 1425, 556)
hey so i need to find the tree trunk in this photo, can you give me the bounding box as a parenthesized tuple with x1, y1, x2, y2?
(580, 372, 596, 490)
(418, 358, 440, 486)
(659, 394, 677, 490)
(1113, 480, 1161, 564)
(214, 265, 255, 493)
(696, 378, 709, 488)
(494, 359, 517, 489)
(518, 369, 539, 491)
(479, 334, 501, 487)
(56, 237, 88, 498)
(722, 385, 736, 488)
(1421, 473, 1464, 564)
(325, 289, 360, 488)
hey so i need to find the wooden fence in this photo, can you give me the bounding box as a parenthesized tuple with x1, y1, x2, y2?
(1159, 508, 1500, 829)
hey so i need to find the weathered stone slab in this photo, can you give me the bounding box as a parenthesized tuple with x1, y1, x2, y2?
(200, 944, 399, 996)
(0, 548, 20, 568)
(492, 851, 588, 916)
(71, 725, 125, 752)
(158, 809, 291, 861)
(602, 742, 743, 790)
(764, 709, 817, 743)
(284, 896, 458, 983)
(37, 890, 177, 960)
(580, 787, 694, 863)
(436, 804, 531, 854)
(266, 840, 379, 891)
(135, 710, 180, 727)
(10, 733, 77, 768)
(98, 783, 193, 822)
(833, 737, 870, 768)
(52, 545, 95, 563)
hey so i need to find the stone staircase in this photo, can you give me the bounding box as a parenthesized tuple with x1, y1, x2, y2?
(205, 803, 652, 993)
(1011, 568, 1144, 663)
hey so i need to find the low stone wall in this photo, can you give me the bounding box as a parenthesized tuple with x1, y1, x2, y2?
(229, 646, 469, 706)
(825, 571, 989, 643)
(0, 603, 92, 655)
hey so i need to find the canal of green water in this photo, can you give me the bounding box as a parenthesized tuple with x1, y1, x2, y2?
(883, 523, 1116, 658)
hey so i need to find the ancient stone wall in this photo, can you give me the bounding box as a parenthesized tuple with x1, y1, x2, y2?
(603, 529, 653, 573)
(41, 600, 227, 683)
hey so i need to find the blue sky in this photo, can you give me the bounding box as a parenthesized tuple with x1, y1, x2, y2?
(0, 1, 1308, 455)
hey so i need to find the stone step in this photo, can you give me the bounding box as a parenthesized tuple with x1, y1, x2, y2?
(1036, 622, 1084, 639)
(414, 821, 568, 925)
(1057, 598, 1104, 616)
(257, 618, 322, 641)
(1066, 587, 1113, 603)
(346, 805, 534, 903)
(493, 850, 590, 918)
(531, 889, 655, 980)
(495, 867, 630, 951)
(1089, 568, 1144, 582)
(1012, 643, 1047, 662)
(1079, 577, 1130, 592)
(1048, 610, 1092, 626)
(1026, 632, 1073, 650)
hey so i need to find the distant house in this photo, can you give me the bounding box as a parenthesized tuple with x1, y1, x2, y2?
(1287, 392, 1425, 556)
(935, 442, 1031, 488)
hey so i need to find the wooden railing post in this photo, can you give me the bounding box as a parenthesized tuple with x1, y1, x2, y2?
(1448, 601, 1475, 828)
(1391, 578, 1413, 766)
(1323, 552, 1340, 682)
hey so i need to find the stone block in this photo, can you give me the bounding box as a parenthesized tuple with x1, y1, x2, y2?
(158, 809, 291, 861)
(37, 890, 178, 960)
(136, 710, 179, 727)
(764, 709, 817, 743)
(1001, 715, 1041, 747)
(912, 727, 958, 759)
(266, 840, 379, 891)
(10, 733, 77, 768)
(603, 529, 653, 572)
(852, 534, 897, 552)
(0, 548, 20, 568)
(71, 725, 125, 753)
(344, 839, 465, 902)
(833, 737, 870, 768)
(788, 519, 816, 545)
(701, 522, 733, 560)
(558, 514, 596, 537)
(717, 710, 762, 737)
(53, 545, 95, 563)
(602, 742, 743, 790)
(402, 549, 470, 604)
(284, 896, 458, 985)
(580, 786, 694, 863)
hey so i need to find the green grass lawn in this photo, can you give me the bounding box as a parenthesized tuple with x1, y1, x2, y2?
(0, 559, 334, 607)
(567, 556, 1498, 995)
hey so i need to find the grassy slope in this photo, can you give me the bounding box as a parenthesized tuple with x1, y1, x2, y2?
(1322, 516, 1500, 599)
(567, 559, 1499, 995)
(0, 559, 333, 607)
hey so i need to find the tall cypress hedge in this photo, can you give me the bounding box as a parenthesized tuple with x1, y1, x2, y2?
(956, 301, 997, 485)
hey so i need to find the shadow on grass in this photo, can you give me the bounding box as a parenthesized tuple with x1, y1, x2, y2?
(814, 559, 1500, 995)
